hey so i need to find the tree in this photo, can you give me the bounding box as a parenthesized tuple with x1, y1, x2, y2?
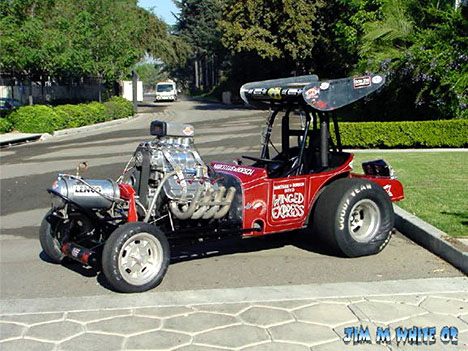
(135, 62, 166, 88)
(0, 0, 172, 84)
(174, 0, 226, 90)
(359, 0, 415, 62)
(219, 0, 326, 74)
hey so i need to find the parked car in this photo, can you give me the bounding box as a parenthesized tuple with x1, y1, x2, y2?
(0, 98, 21, 116)
(41, 74, 404, 293)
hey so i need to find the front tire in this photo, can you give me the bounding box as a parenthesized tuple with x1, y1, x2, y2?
(312, 178, 394, 257)
(102, 222, 170, 293)
(39, 210, 65, 263)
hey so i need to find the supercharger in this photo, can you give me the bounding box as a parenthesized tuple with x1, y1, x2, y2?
(51, 121, 236, 223)
(128, 121, 237, 221)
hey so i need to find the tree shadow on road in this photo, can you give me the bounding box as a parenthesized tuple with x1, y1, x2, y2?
(440, 211, 468, 226)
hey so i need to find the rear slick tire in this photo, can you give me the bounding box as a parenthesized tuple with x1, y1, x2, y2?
(102, 222, 170, 293)
(312, 178, 394, 257)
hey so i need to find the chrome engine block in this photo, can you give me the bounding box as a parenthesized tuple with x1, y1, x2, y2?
(131, 121, 236, 221)
(49, 121, 236, 223)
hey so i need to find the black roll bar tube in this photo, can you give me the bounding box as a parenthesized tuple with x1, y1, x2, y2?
(331, 112, 343, 152)
(260, 108, 279, 159)
(288, 110, 311, 176)
(319, 113, 329, 168)
(281, 107, 292, 155)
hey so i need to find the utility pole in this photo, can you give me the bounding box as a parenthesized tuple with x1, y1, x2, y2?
(132, 69, 138, 113)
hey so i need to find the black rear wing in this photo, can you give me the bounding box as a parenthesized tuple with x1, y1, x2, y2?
(240, 74, 385, 111)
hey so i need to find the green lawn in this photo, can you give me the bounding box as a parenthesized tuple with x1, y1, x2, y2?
(352, 151, 468, 237)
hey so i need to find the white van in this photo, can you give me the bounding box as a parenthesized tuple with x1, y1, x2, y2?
(155, 81, 177, 102)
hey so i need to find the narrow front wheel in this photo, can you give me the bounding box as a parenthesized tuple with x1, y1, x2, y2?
(102, 222, 170, 293)
(39, 210, 65, 263)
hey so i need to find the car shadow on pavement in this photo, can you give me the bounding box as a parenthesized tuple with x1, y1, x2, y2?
(38, 231, 338, 292)
(170, 230, 338, 264)
(41, 255, 118, 292)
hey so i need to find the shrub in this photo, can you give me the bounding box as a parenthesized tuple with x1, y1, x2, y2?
(332, 119, 468, 148)
(87, 102, 109, 123)
(104, 96, 135, 120)
(103, 101, 124, 120)
(1, 97, 135, 134)
(0, 118, 13, 133)
(54, 104, 90, 128)
(7, 105, 66, 133)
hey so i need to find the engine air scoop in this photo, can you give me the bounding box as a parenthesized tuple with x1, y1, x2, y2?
(150, 120, 195, 137)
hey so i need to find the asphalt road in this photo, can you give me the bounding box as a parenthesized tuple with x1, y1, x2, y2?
(0, 97, 462, 299)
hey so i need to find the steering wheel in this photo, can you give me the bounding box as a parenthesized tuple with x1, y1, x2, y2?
(241, 155, 285, 165)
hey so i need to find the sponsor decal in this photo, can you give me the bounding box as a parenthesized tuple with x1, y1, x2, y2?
(246, 200, 266, 215)
(320, 82, 330, 90)
(316, 100, 328, 109)
(383, 184, 393, 197)
(272, 182, 305, 220)
(74, 185, 103, 196)
(305, 86, 320, 99)
(353, 76, 371, 89)
(287, 88, 302, 96)
(252, 200, 266, 212)
(267, 87, 282, 100)
(183, 126, 194, 136)
(213, 164, 255, 176)
(371, 75, 383, 84)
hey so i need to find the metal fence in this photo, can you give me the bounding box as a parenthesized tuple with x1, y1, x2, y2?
(0, 76, 112, 105)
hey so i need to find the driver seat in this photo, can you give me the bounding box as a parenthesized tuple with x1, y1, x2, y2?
(301, 129, 322, 174)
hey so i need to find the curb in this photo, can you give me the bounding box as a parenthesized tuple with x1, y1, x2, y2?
(394, 205, 468, 275)
(0, 114, 141, 147)
(1, 277, 467, 314)
(50, 114, 139, 138)
(0, 133, 42, 147)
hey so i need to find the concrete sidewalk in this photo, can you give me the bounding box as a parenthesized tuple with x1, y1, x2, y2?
(1, 278, 467, 351)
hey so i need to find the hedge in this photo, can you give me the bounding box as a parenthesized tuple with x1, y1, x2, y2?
(3, 100, 467, 148)
(331, 119, 468, 148)
(0, 117, 13, 133)
(7, 105, 66, 133)
(4, 97, 135, 134)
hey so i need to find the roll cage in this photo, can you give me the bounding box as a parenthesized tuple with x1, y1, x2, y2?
(239, 74, 386, 177)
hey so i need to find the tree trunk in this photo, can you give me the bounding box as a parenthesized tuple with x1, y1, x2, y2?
(199, 57, 204, 90)
(211, 55, 215, 88)
(98, 77, 102, 103)
(194, 59, 199, 89)
(204, 56, 209, 90)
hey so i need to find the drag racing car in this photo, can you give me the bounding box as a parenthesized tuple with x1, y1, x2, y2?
(41, 74, 404, 293)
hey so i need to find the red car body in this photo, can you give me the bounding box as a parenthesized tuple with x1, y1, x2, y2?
(212, 157, 403, 237)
